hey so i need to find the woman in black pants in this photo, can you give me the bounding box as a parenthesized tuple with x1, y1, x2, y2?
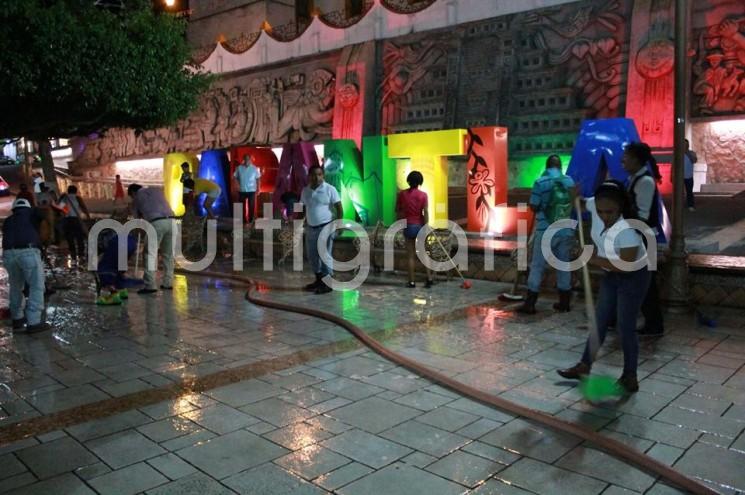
(58, 185, 91, 262)
(622, 142, 664, 337)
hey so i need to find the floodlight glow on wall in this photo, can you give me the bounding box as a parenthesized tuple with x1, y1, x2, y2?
(163, 153, 198, 216)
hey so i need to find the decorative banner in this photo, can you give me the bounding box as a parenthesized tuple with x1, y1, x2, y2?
(466, 127, 508, 232)
(387, 129, 467, 228)
(323, 139, 365, 223)
(362, 135, 397, 226)
(163, 152, 199, 217)
(197, 150, 232, 217)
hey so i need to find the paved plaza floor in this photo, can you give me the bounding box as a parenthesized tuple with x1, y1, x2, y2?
(1, 261, 745, 495)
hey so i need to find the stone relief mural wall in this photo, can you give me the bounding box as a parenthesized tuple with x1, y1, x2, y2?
(73, 0, 745, 186)
(691, 3, 745, 117)
(75, 56, 338, 169)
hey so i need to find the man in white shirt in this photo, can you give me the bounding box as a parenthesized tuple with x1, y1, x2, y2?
(233, 155, 262, 224)
(298, 166, 342, 294)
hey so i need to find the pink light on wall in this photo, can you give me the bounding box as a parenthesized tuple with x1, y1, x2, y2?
(487, 206, 534, 237)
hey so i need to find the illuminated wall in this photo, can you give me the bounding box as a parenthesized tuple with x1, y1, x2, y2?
(163, 152, 199, 216)
(388, 129, 467, 228)
(197, 150, 231, 217)
(466, 127, 508, 232)
(362, 136, 397, 226)
(323, 139, 365, 223)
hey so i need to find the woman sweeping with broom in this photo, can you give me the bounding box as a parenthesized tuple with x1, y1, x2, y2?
(557, 180, 651, 394)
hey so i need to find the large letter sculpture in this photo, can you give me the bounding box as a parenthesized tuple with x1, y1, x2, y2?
(362, 136, 397, 226)
(323, 139, 366, 224)
(164, 152, 199, 216)
(466, 127, 508, 232)
(197, 150, 231, 217)
(387, 129, 467, 228)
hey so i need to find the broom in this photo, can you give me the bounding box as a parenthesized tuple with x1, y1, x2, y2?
(432, 233, 471, 289)
(499, 230, 535, 301)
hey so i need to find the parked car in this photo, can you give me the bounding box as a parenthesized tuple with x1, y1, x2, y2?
(0, 176, 9, 196)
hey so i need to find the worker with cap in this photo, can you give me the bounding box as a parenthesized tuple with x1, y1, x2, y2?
(2, 198, 51, 333)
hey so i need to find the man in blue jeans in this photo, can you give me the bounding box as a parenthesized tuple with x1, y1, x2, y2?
(298, 166, 343, 294)
(2, 198, 51, 333)
(517, 155, 576, 314)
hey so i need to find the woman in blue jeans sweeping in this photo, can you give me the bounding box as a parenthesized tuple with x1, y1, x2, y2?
(558, 181, 651, 393)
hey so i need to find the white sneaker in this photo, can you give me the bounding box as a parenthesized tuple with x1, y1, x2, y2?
(688, 207, 695, 212)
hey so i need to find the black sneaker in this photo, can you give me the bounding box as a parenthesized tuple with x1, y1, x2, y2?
(314, 284, 333, 295)
(26, 322, 51, 334)
(425, 279, 434, 289)
(617, 374, 639, 393)
(407, 282, 416, 288)
(138, 288, 158, 295)
(160, 285, 173, 290)
(637, 327, 664, 338)
(12, 318, 26, 330)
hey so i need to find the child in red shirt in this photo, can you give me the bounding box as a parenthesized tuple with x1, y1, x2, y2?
(396, 171, 433, 288)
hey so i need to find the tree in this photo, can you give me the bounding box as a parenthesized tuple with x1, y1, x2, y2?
(0, 0, 212, 188)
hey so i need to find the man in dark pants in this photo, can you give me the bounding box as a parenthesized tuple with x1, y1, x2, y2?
(2, 198, 51, 333)
(234, 154, 262, 224)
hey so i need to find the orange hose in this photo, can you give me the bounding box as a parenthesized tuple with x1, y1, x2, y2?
(189, 270, 715, 495)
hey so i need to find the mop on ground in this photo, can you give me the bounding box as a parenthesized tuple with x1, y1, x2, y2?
(574, 197, 622, 403)
(499, 230, 536, 302)
(432, 232, 471, 289)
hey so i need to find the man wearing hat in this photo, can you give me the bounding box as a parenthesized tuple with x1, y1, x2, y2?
(2, 198, 51, 333)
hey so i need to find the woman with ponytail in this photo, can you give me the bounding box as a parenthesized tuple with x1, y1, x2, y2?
(622, 142, 664, 337)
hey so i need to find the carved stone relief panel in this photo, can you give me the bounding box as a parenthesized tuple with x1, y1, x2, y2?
(74, 56, 338, 170)
(379, 37, 451, 135)
(691, 1, 745, 117)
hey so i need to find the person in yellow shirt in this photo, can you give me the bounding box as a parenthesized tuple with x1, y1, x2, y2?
(192, 178, 221, 218)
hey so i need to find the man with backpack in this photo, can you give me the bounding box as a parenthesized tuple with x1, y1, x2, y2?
(517, 155, 576, 314)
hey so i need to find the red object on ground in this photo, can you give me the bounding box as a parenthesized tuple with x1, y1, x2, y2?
(461, 280, 472, 289)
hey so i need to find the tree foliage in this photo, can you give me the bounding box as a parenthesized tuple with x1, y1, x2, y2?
(0, 0, 212, 139)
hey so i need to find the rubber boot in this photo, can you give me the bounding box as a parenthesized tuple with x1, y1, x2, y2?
(516, 291, 538, 315)
(553, 290, 572, 313)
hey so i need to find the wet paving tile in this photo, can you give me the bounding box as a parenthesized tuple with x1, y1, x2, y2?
(327, 396, 421, 434)
(223, 463, 326, 495)
(275, 444, 351, 480)
(425, 450, 505, 488)
(498, 457, 607, 495)
(136, 416, 200, 443)
(181, 403, 260, 435)
(263, 421, 335, 450)
(0, 453, 28, 480)
(239, 397, 313, 428)
(321, 429, 412, 469)
(145, 472, 234, 495)
(479, 418, 581, 463)
(15, 436, 98, 480)
(674, 442, 745, 493)
(415, 406, 480, 432)
(146, 453, 198, 480)
(86, 430, 167, 470)
(88, 462, 169, 495)
(26, 384, 110, 414)
(555, 446, 655, 492)
(176, 430, 288, 479)
(380, 420, 470, 458)
(1, 472, 96, 495)
(315, 462, 374, 491)
(338, 463, 466, 495)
